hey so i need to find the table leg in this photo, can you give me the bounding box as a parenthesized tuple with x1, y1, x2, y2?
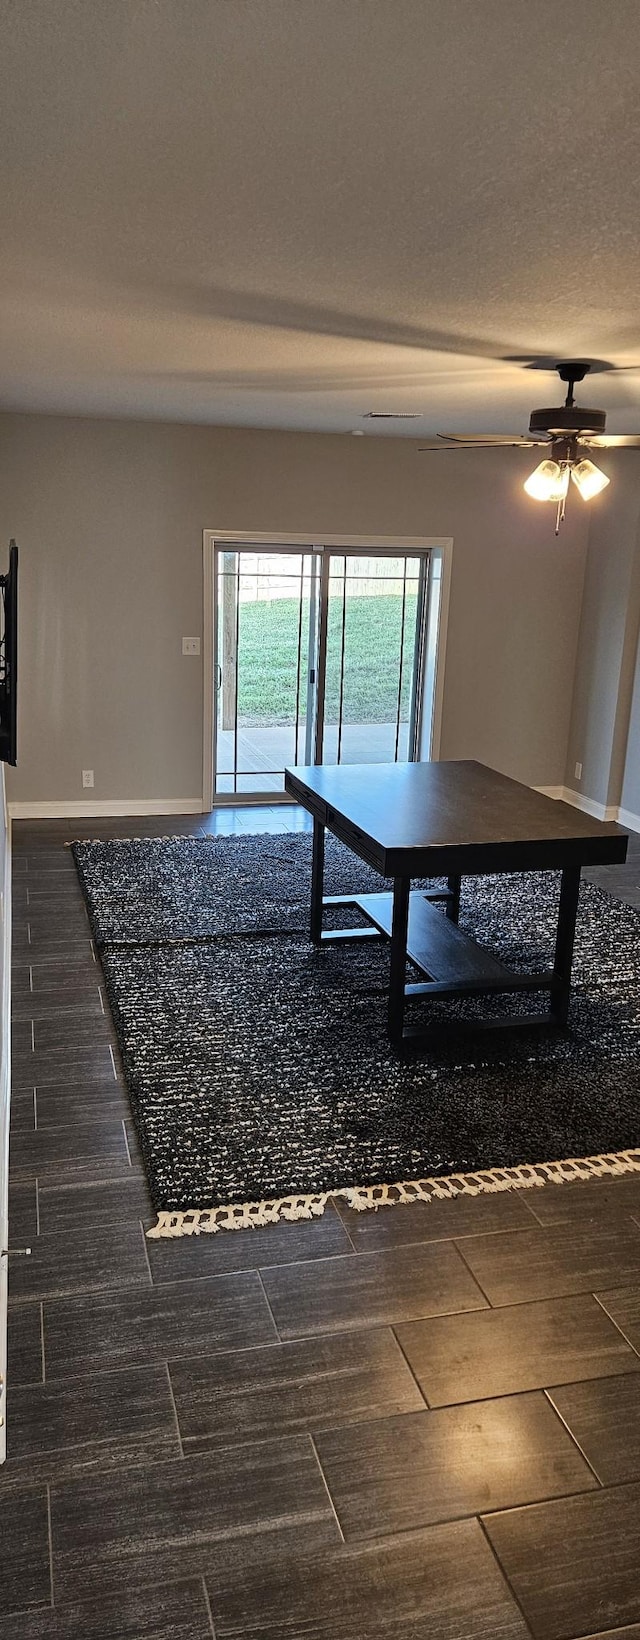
(310, 818, 325, 944)
(388, 876, 410, 1044)
(550, 864, 582, 1025)
(446, 874, 461, 923)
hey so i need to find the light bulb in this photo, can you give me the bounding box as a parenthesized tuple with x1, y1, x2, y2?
(524, 460, 570, 502)
(570, 459, 610, 500)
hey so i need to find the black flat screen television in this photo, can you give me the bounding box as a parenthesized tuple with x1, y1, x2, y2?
(0, 541, 18, 766)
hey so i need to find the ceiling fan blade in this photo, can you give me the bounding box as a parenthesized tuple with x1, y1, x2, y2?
(418, 442, 538, 451)
(431, 433, 544, 447)
(583, 435, 640, 448)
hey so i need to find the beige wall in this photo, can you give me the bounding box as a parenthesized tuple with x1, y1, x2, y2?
(0, 412, 588, 808)
(622, 640, 640, 818)
(565, 458, 640, 814)
(0, 764, 9, 1461)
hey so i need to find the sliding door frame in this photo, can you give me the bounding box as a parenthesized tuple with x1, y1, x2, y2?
(202, 531, 453, 810)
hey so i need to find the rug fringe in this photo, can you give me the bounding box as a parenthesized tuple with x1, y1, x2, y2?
(146, 1147, 640, 1237)
(147, 1194, 330, 1237)
(67, 835, 203, 846)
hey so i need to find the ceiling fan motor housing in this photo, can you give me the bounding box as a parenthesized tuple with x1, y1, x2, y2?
(529, 404, 607, 438)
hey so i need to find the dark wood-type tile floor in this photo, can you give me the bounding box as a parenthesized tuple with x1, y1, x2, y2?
(3, 810, 640, 1638)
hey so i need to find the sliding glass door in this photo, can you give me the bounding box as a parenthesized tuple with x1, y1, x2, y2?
(212, 542, 444, 799)
(215, 549, 320, 795)
(321, 553, 424, 767)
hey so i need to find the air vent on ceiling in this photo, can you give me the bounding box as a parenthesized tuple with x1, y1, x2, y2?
(363, 411, 421, 420)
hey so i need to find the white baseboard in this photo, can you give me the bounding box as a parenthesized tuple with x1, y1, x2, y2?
(535, 784, 640, 831)
(617, 805, 640, 834)
(8, 790, 640, 832)
(8, 798, 203, 820)
(559, 787, 619, 823)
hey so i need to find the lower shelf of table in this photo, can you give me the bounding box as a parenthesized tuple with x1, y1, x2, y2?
(320, 889, 555, 1005)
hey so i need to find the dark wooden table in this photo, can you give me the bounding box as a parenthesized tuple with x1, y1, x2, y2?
(284, 760, 628, 1045)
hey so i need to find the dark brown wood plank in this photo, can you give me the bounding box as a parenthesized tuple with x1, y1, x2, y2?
(9, 1090, 37, 1132)
(37, 1176, 151, 1237)
(7, 1221, 151, 1304)
(8, 1119, 129, 1182)
(11, 996, 104, 1025)
(204, 1517, 530, 1639)
(11, 1047, 116, 1091)
(525, 1174, 640, 1226)
(12, 824, 73, 850)
(395, 1293, 640, 1405)
(16, 854, 76, 873)
(315, 1394, 596, 1538)
(457, 1221, 640, 1305)
(549, 1373, 640, 1486)
(7, 1304, 43, 1387)
(598, 1286, 640, 1349)
(1, 1364, 180, 1489)
(21, 964, 102, 997)
(170, 1328, 424, 1451)
(8, 1180, 38, 1240)
(335, 1187, 536, 1251)
(261, 1241, 488, 1339)
(32, 1016, 114, 1052)
(571, 1629, 640, 1639)
(12, 935, 94, 963)
(50, 1441, 338, 1602)
(0, 1612, 57, 1639)
(14, 878, 86, 904)
(0, 1580, 215, 1639)
(0, 1487, 51, 1615)
(32, 1085, 131, 1130)
(20, 914, 90, 947)
(483, 1482, 640, 1639)
(145, 1205, 353, 1282)
(43, 1272, 278, 1378)
(12, 1019, 34, 1056)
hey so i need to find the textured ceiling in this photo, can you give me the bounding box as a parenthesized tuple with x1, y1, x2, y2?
(1, 0, 640, 435)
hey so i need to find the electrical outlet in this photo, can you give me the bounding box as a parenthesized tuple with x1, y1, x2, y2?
(82, 769, 94, 789)
(574, 761, 583, 781)
(182, 637, 200, 656)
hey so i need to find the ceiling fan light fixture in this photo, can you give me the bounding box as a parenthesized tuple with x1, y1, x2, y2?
(570, 458, 610, 499)
(523, 460, 569, 502)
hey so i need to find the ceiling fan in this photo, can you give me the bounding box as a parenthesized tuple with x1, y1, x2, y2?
(418, 362, 640, 533)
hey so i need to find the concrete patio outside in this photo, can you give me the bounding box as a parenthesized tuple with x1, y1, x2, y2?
(216, 720, 412, 793)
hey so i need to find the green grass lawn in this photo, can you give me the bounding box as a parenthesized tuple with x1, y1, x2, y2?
(236, 593, 416, 724)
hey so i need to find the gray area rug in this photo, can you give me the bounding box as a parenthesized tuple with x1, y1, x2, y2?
(72, 833, 640, 1233)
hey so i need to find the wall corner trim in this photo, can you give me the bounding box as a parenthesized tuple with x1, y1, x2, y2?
(618, 805, 640, 834)
(536, 784, 639, 829)
(558, 786, 620, 822)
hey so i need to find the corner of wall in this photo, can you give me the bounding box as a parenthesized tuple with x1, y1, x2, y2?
(0, 765, 11, 1462)
(563, 467, 640, 813)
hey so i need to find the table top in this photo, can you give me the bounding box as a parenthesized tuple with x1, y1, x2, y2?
(285, 760, 629, 877)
